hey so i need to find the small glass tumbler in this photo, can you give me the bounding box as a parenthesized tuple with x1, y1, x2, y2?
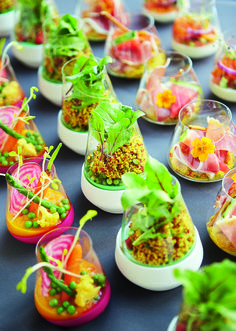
(61, 56, 117, 134)
(136, 51, 203, 125)
(210, 29, 236, 102)
(34, 227, 110, 326)
(168, 99, 236, 182)
(142, 0, 180, 23)
(207, 168, 236, 256)
(5, 157, 74, 244)
(0, 55, 25, 107)
(171, 0, 221, 59)
(105, 12, 163, 79)
(77, 0, 128, 41)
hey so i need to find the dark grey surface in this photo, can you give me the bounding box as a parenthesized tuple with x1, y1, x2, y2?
(1, 1, 236, 331)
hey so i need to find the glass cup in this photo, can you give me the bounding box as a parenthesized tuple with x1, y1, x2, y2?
(168, 99, 236, 182)
(121, 182, 196, 267)
(5, 157, 74, 243)
(34, 227, 110, 326)
(142, 0, 180, 23)
(210, 29, 236, 102)
(77, 0, 128, 41)
(0, 105, 46, 173)
(61, 56, 117, 134)
(0, 55, 25, 107)
(84, 112, 148, 190)
(105, 12, 163, 79)
(207, 167, 236, 256)
(171, 0, 221, 59)
(42, 15, 91, 84)
(136, 51, 203, 125)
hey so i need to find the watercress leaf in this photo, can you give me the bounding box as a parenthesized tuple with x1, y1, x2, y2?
(122, 172, 146, 189)
(130, 109, 144, 125)
(90, 112, 105, 143)
(121, 188, 150, 210)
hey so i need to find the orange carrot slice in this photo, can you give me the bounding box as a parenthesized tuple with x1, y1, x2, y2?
(61, 243, 82, 302)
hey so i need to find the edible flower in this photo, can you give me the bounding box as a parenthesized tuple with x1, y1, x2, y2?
(156, 90, 176, 109)
(190, 136, 215, 162)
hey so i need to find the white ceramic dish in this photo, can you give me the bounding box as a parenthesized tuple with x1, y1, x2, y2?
(81, 164, 124, 214)
(142, 7, 177, 23)
(115, 226, 203, 291)
(12, 42, 43, 68)
(167, 316, 178, 331)
(209, 79, 236, 102)
(38, 66, 62, 106)
(57, 110, 88, 155)
(0, 11, 14, 36)
(171, 38, 219, 59)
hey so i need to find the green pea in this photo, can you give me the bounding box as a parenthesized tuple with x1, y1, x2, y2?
(28, 212, 36, 219)
(50, 206, 57, 214)
(57, 307, 65, 315)
(33, 132, 40, 137)
(26, 131, 31, 137)
(61, 199, 69, 205)
(62, 301, 70, 309)
(69, 281, 77, 290)
(80, 270, 88, 275)
(106, 179, 113, 185)
(49, 288, 57, 296)
(67, 305, 76, 315)
(22, 209, 29, 215)
(35, 145, 42, 152)
(9, 161, 14, 166)
(24, 221, 33, 228)
(50, 282, 57, 289)
(49, 298, 58, 307)
(36, 138, 43, 145)
(63, 204, 70, 211)
(33, 221, 39, 228)
(60, 212, 67, 219)
(1, 159, 8, 166)
(3, 152, 9, 158)
(57, 206, 65, 214)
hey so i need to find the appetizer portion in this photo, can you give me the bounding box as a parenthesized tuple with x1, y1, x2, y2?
(121, 157, 195, 266)
(80, 0, 128, 41)
(136, 52, 203, 124)
(42, 14, 91, 84)
(172, 260, 236, 331)
(5, 144, 74, 243)
(61, 54, 116, 134)
(142, 0, 179, 23)
(17, 212, 111, 326)
(169, 100, 236, 182)
(210, 30, 236, 102)
(171, 1, 220, 58)
(84, 101, 147, 189)
(104, 12, 163, 78)
(0, 39, 25, 107)
(0, 88, 45, 173)
(207, 168, 236, 256)
(0, 0, 14, 36)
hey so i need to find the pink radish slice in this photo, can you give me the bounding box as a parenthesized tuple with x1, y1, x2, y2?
(0, 107, 21, 146)
(41, 234, 74, 296)
(9, 162, 42, 214)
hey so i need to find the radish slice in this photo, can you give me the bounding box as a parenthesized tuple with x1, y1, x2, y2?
(0, 107, 21, 146)
(41, 234, 74, 296)
(9, 163, 42, 214)
(217, 60, 236, 76)
(187, 25, 213, 37)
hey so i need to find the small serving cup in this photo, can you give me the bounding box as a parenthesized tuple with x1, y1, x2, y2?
(168, 99, 236, 182)
(35, 227, 111, 326)
(142, 0, 179, 23)
(115, 198, 203, 291)
(104, 12, 163, 79)
(58, 56, 117, 155)
(207, 167, 236, 256)
(210, 29, 236, 102)
(5, 157, 74, 244)
(171, 0, 220, 59)
(136, 51, 203, 125)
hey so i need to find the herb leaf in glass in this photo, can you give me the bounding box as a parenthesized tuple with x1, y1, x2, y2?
(115, 157, 203, 290)
(38, 13, 91, 106)
(81, 101, 147, 213)
(12, 0, 58, 68)
(58, 54, 117, 155)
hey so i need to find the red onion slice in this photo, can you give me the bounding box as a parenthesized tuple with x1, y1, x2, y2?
(186, 25, 213, 38)
(217, 60, 236, 76)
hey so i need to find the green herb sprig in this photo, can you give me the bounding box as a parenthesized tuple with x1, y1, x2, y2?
(90, 101, 144, 155)
(174, 259, 236, 331)
(121, 157, 180, 245)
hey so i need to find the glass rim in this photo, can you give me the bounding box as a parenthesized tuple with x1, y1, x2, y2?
(112, 12, 155, 31)
(178, 99, 232, 130)
(222, 167, 236, 200)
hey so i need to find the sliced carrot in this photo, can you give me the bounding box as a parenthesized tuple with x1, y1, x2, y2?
(2, 111, 26, 153)
(60, 242, 82, 302)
